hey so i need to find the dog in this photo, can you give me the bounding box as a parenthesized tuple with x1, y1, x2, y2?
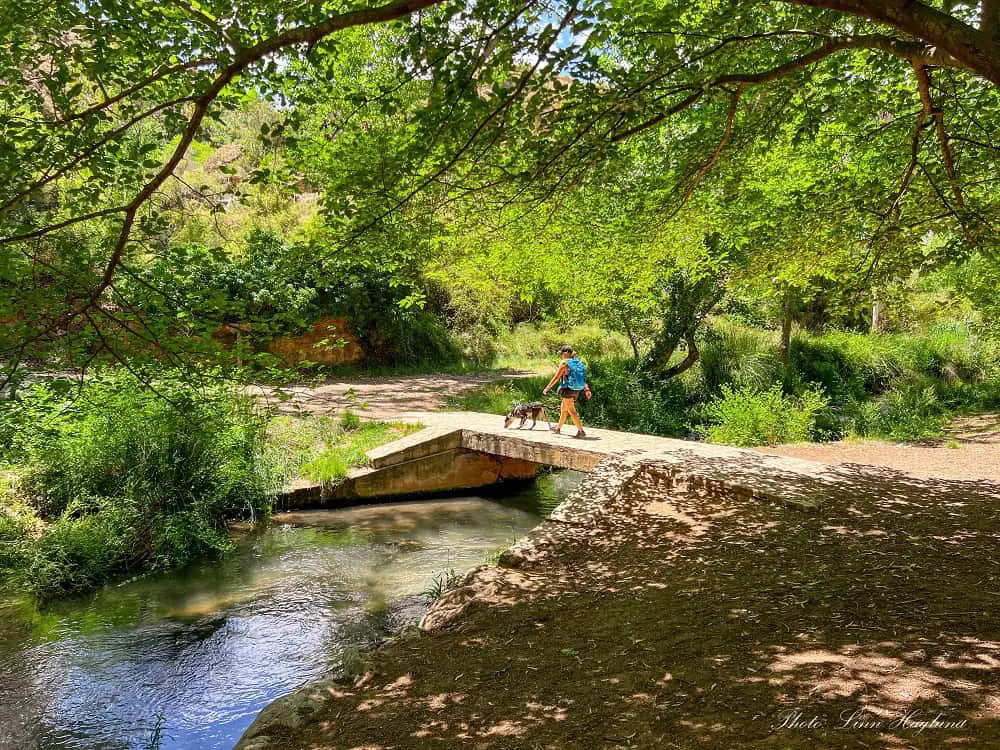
(503, 402, 550, 430)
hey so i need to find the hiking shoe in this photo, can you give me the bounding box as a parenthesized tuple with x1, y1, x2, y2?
(574, 429, 587, 439)
(549, 426, 561, 434)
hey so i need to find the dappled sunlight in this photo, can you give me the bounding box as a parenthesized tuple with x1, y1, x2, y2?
(758, 640, 1000, 718)
(244, 450, 1000, 748)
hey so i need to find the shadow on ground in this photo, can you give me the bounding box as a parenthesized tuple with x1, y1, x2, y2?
(241, 457, 1000, 749)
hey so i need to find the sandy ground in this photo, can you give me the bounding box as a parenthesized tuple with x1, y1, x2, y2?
(762, 413, 1000, 484)
(256, 372, 529, 420)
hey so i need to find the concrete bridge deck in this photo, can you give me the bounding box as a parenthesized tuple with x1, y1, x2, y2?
(280, 411, 846, 509)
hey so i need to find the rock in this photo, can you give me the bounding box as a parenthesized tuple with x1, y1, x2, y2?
(204, 143, 243, 169)
(235, 677, 354, 749)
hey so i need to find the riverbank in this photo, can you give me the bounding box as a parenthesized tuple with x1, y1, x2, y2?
(0, 487, 566, 749)
(239, 454, 1000, 749)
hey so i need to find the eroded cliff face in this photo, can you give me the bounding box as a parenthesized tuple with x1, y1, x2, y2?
(266, 316, 364, 366)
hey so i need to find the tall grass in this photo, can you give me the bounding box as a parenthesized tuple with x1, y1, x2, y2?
(493, 322, 633, 370)
(266, 411, 421, 485)
(0, 373, 279, 598)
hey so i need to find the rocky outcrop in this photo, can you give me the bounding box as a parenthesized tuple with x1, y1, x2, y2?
(267, 316, 363, 366)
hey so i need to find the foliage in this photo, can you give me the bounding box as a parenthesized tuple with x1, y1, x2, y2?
(847, 382, 946, 441)
(3, 0, 998, 375)
(695, 322, 781, 398)
(702, 385, 830, 447)
(645, 239, 731, 377)
(266, 412, 419, 485)
(0, 373, 277, 598)
(584, 360, 691, 437)
(786, 325, 1000, 404)
(137, 229, 321, 340)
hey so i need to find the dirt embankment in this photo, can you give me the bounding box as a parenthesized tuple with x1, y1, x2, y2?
(238, 454, 1000, 749)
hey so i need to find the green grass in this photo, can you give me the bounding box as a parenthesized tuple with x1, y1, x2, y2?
(492, 322, 633, 371)
(445, 376, 552, 414)
(266, 411, 421, 485)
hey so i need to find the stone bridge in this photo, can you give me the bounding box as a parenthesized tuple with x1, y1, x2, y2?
(279, 411, 843, 509)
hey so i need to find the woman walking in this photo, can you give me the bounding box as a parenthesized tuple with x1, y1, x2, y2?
(543, 345, 591, 438)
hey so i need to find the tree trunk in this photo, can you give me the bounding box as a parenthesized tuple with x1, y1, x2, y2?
(622, 316, 641, 360)
(779, 289, 794, 363)
(871, 288, 882, 333)
(784, 0, 1000, 85)
(661, 334, 700, 379)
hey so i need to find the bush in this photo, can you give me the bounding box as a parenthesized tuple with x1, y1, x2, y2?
(370, 310, 463, 367)
(787, 325, 999, 404)
(0, 373, 278, 598)
(585, 359, 690, 437)
(847, 382, 946, 440)
(0, 495, 35, 576)
(696, 322, 781, 397)
(702, 384, 830, 446)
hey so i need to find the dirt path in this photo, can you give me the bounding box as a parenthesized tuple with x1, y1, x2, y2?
(270, 372, 1000, 485)
(763, 413, 1000, 484)
(257, 371, 531, 421)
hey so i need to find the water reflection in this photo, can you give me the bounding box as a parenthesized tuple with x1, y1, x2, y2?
(0, 472, 582, 750)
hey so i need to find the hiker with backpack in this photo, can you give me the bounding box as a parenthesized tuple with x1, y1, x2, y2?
(543, 345, 592, 438)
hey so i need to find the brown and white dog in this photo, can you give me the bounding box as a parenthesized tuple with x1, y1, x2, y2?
(503, 402, 550, 430)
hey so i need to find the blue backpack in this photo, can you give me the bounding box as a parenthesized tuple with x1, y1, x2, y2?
(563, 358, 587, 390)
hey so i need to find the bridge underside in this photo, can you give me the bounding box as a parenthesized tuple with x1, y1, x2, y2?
(279, 427, 586, 509)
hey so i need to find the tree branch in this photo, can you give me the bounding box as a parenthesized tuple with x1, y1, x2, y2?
(52, 58, 218, 125)
(608, 90, 702, 142)
(781, 0, 1000, 84)
(3, 0, 450, 338)
(0, 96, 195, 214)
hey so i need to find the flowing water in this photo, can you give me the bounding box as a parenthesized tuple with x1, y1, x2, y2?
(0, 472, 582, 750)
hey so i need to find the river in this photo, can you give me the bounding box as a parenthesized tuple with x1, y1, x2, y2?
(0, 472, 581, 750)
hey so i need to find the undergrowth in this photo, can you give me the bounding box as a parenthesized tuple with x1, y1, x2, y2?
(452, 322, 1000, 446)
(0, 372, 278, 599)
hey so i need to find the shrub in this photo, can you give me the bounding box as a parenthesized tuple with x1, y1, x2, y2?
(0, 373, 278, 597)
(370, 310, 463, 367)
(585, 359, 690, 437)
(848, 382, 946, 440)
(0, 494, 35, 577)
(696, 322, 781, 397)
(702, 384, 830, 446)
